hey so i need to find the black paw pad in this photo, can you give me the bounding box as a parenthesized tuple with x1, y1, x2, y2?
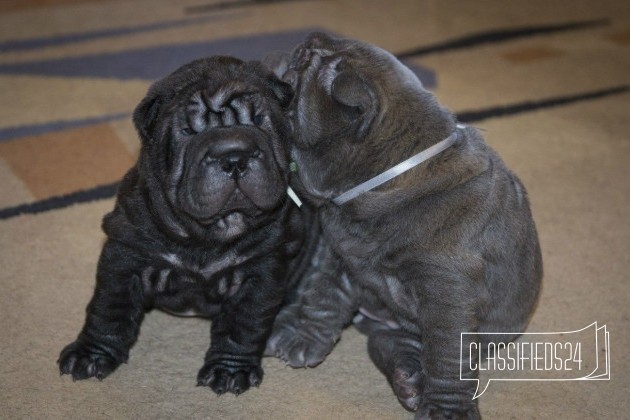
(197, 362, 263, 395)
(58, 341, 120, 381)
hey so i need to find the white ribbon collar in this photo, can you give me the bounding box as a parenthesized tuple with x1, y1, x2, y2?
(332, 124, 465, 205)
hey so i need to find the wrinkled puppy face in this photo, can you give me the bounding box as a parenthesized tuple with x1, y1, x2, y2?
(276, 32, 429, 201)
(171, 87, 286, 235)
(134, 57, 293, 241)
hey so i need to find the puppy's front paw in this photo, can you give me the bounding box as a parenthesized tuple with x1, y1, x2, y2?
(265, 318, 337, 368)
(58, 340, 122, 381)
(197, 361, 263, 395)
(415, 403, 480, 420)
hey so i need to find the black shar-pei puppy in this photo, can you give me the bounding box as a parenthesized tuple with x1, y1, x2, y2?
(265, 33, 543, 418)
(58, 56, 305, 395)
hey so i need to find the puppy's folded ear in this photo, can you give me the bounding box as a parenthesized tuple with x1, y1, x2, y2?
(331, 70, 370, 109)
(331, 70, 377, 139)
(266, 76, 293, 108)
(133, 93, 162, 142)
(250, 59, 294, 108)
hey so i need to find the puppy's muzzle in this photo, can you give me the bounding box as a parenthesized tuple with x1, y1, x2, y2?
(202, 136, 261, 180)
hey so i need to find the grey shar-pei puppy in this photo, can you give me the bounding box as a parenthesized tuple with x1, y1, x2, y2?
(58, 56, 307, 396)
(265, 33, 543, 419)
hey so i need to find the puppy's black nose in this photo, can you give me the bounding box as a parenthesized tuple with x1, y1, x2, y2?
(220, 152, 250, 175)
(203, 137, 260, 178)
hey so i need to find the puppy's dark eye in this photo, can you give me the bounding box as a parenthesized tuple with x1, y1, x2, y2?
(253, 114, 264, 126)
(180, 127, 195, 136)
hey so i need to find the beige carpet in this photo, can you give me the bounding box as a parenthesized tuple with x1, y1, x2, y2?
(1, 0, 628, 418)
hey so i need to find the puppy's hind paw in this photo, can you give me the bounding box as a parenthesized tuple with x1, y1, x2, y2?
(58, 340, 121, 381)
(392, 364, 424, 412)
(265, 321, 337, 368)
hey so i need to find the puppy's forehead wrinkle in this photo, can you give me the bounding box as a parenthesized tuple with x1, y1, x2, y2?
(294, 54, 324, 146)
(311, 48, 333, 57)
(181, 88, 269, 131)
(320, 56, 342, 96)
(187, 91, 205, 109)
(208, 112, 221, 128)
(230, 96, 254, 125)
(181, 91, 207, 133)
(208, 82, 256, 112)
(221, 106, 237, 126)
